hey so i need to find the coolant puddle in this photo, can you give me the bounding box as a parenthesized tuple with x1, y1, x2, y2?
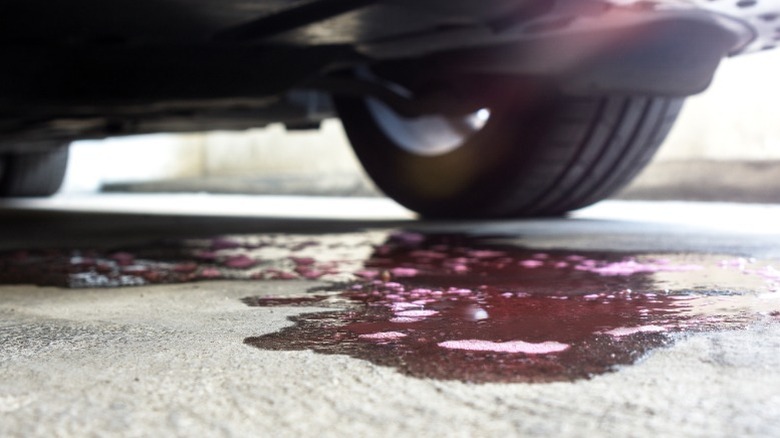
(242, 232, 780, 383)
(1, 231, 778, 382)
(0, 234, 382, 288)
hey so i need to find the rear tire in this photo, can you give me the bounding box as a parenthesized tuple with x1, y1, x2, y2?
(335, 90, 683, 218)
(0, 144, 70, 197)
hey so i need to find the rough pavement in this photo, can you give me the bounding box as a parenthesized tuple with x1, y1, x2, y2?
(1, 196, 779, 437)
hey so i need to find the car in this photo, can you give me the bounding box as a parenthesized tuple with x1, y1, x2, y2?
(1, 0, 778, 217)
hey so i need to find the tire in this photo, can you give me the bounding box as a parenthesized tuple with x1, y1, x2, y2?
(334, 89, 683, 218)
(0, 144, 70, 197)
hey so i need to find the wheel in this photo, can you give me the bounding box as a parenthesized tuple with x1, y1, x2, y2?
(0, 144, 70, 197)
(334, 83, 683, 218)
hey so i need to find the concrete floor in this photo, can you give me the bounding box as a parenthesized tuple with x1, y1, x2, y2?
(1, 196, 780, 437)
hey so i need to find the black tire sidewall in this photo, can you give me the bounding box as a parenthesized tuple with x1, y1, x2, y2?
(0, 145, 70, 197)
(335, 94, 561, 218)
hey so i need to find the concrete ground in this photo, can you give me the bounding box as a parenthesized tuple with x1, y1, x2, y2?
(1, 195, 780, 437)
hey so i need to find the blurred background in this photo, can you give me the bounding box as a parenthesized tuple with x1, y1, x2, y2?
(61, 51, 780, 203)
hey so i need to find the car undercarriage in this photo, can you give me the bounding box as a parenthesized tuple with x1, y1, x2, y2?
(0, 0, 778, 216)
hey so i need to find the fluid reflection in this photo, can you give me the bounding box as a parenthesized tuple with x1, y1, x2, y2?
(0, 229, 777, 383)
(243, 232, 780, 383)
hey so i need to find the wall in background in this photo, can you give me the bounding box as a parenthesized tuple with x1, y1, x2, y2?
(656, 51, 780, 161)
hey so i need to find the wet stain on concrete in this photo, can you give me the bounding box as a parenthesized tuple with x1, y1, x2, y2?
(0, 233, 382, 288)
(243, 232, 780, 383)
(1, 230, 778, 383)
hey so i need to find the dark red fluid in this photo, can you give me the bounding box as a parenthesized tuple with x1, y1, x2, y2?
(243, 233, 780, 383)
(1, 231, 777, 383)
(0, 234, 370, 288)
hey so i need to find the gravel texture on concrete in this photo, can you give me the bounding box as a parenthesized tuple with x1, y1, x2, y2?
(2, 281, 779, 437)
(1, 199, 780, 437)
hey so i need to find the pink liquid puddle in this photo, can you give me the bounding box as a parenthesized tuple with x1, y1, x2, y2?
(0, 234, 374, 288)
(1, 231, 778, 383)
(242, 233, 780, 383)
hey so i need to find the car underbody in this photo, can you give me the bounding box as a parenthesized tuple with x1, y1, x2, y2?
(1, 0, 777, 145)
(0, 0, 778, 217)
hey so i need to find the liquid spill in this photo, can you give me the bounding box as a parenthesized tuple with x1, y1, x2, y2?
(243, 232, 780, 383)
(1, 231, 779, 382)
(0, 233, 384, 288)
